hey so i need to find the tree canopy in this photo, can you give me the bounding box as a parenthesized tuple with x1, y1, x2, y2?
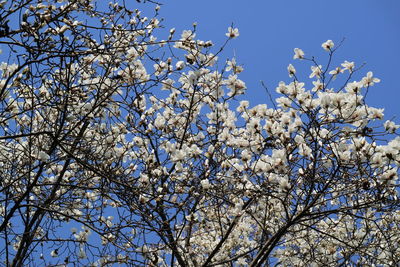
(0, 1, 399, 266)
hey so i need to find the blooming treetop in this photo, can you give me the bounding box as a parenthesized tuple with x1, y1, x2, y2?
(0, 1, 399, 266)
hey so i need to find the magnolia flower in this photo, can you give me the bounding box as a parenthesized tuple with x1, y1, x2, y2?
(175, 61, 185, 70)
(226, 27, 239, 38)
(293, 48, 305, 59)
(384, 120, 399, 133)
(312, 80, 323, 92)
(181, 30, 194, 40)
(50, 249, 58, 257)
(367, 107, 384, 119)
(322, 40, 334, 51)
(74, 227, 91, 242)
(287, 64, 296, 77)
(299, 143, 312, 157)
(78, 247, 87, 259)
(38, 151, 50, 161)
(154, 114, 166, 129)
(309, 65, 322, 78)
(279, 177, 290, 191)
(320, 94, 332, 108)
(276, 96, 292, 109)
(381, 168, 398, 182)
(56, 25, 69, 34)
(236, 100, 249, 112)
(226, 58, 243, 73)
(201, 179, 211, 189)
(161, 78, 175, 90)
(226, 74, 246, 96)
(345, 81, 362, 94)
(341, 61, 355, 72)
(294, 135, 305, 144)
(237, 257, 247, 266)
(361, 71, 380, 87)
(276, 81, 288, 94)
(329, 67, 343, 76)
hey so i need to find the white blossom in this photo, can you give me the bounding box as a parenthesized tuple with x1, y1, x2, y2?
(309, 65, 323, 78)
(201, 179, 211, 189)
(341, 60, 355, 72)
(293, 48, 305, 59)
(287, 64, 296, 77)
(384, 120, 399, 133)
(226, 27, 239, 38)
(38, 151, 50, 161)
(78, 247, 87, 259)
(175, 60, 185, 70)
(361, 71, 380, 87)
(50, 249, 58, 258)
(322, 39, 334, 51)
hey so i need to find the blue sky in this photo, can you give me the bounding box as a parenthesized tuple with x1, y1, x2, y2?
(155, 0, 400, 121)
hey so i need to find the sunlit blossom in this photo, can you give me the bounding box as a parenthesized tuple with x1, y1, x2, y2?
(322, 39, 334, 51)
(293, 48, 305, 59)
(226, 27, 239, 38)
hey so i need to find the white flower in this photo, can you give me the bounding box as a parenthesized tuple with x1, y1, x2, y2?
(361, 71, 380, 87)
(175, 61, 185, 70)
(201, 179, 211, 189)
(276, 96, 292, 109)
(293, 48, 305, 59)
(287, 64, 296, 77)
(320, 93, 332, 108)
(171, 149, 186, 162)
(312, 80, 324, 92)
(181, 30, 194, 40)
(50, 249, 58, 257)
(226, 27, 239, 38)
(279, 177, 290, 191)
(161, 78, 175, 90)
(154, 114, 166, 129)
(294, 135, 305, 144)
(74, 227, 91, 242)
(126, 47, 138, 60)
(299, 144, 312, 157)
(381, 168, 398, 181)
(225, 74, 246, 96)
(237, 257, 247, 266)
(236, 100, 249, 112)
(309, 65, 322, 78)
(341, 61, 355, 72)
(78, 247, 87, 259)
(56, 25, 69, 34)
(226, 58, 243, 73)
(367, 107, 384, 120)
(322, 40, 334, 51)
(345, 81, 362, 94)
(329, 67, 343, 76)
(105, 135, 114, 144)
(384, 120, 399, 133)
(38, 151, 50, 161)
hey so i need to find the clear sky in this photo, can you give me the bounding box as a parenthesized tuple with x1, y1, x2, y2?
(154, 0, 400, 122)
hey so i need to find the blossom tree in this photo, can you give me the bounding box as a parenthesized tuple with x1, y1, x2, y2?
(0, 0, 399, 266)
